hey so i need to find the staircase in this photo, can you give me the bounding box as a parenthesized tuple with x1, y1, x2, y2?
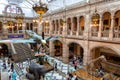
(12, 43, 34, 63)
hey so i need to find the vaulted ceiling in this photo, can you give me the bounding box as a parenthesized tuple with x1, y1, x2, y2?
(0, 0, 86, 17)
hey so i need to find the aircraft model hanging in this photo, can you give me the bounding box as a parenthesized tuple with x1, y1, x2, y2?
(20, 30, 60, 53)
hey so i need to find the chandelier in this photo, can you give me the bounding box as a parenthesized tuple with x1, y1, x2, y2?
(92, 9, 99, 27)
(32, 0, 48, 21)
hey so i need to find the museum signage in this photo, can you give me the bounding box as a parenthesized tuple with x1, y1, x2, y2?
(8, 34, 24, 38)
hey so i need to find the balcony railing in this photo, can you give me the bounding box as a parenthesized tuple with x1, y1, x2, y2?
(101, 31, 109, 37)
(113, 31, 120, 38)
(78, 31, 83, 36)
(91, 31, 98, 37)
(67, 30, 71, 35)
(72, 31, 76, 35)
(60, 31, 62, 34)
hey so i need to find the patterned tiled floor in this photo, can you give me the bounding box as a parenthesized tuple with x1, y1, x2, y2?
(0, 56, 82, 80)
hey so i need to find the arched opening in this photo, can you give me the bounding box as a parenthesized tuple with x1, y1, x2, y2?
(67, 18, 71, 31)
(79, 16, 84, 31)
(53, 40, 63, 57)
(91, 46, 120, 65)
(0, 44, 10, 58)
(60, 19, 63, 31)
(56, 20, 59, 32)
(114, 10, 120, 27)
(73, 17, 77, 31)
(26, 23, 29, 30)
(30, 23, 33, 30)
(44, 21, 49, 33)
(91, 13, 100, 32)
(102, 12, 111, 31)
(68, 43, 84, 60)
(67, 18, 71, 35)
(52, 20, 55, 33)
(101, 12, 111, 37)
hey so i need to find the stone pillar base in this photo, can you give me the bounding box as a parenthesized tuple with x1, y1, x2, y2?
(50, 52, 54, 57)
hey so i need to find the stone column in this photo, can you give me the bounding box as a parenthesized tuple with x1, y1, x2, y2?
(98, 15, 102, 38)
(62, 39, 69, 63)
(62, 18, 67, 36)
(83, 41, 91, 66)
(49, 41, 55, 56)
(22, 23, 26, 37)
(84, 13, 91, 40)
(58, 19, 61, 34)
(83, 13, 91, 65)
(49, 20, 53, 36)
(109, 13, 114, 40)
(71, 17, 74, 35)
(77, 16, 80, 36)
(38, 20, 42, 35)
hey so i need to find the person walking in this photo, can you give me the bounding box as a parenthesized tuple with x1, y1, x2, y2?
(11, 62, 14, 72)
(54, 61, 57, 71)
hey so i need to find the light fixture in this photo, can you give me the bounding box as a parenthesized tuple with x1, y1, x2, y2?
(15, 16, 24, 23)
(32, 0, 48, 21)
(92, 9, 99, 27)
(7, 21, 14, 28)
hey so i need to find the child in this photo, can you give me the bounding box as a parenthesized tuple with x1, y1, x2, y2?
(11, 71, 17, 80)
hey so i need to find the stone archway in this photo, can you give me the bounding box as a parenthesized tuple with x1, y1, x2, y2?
(102, 12, 111, 31)
(68, 42, 84, 60)
(53, 40, 63, 57)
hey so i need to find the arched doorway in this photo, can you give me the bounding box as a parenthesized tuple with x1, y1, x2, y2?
(68, 43, 84, 60)
(91, 47, 120, 65)
(53, 40, 62, 56)
(0, 43, 9, 57)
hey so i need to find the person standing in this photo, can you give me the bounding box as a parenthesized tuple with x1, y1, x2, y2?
(3, 59, 6, 70)
(11, 71, 17, 80)
(11, 61, 14, 72)
(71, 74, 78, 80)
(74, 60, 78, 70)
(54, 61, 57, 71)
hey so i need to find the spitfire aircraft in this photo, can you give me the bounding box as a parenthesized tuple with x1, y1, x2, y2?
(20, 30, 60, 53)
